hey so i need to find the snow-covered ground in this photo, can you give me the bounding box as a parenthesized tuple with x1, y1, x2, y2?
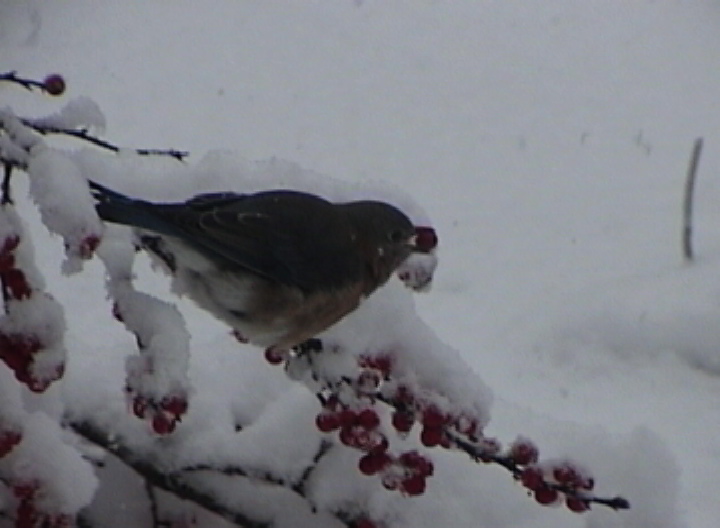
(3, 1, 720, 527)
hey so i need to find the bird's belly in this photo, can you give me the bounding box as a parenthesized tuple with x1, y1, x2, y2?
(142, 236, 365, 349)
(177, 266, 362, 349)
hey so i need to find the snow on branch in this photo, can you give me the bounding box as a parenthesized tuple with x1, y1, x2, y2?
(0, 72, 638, 528)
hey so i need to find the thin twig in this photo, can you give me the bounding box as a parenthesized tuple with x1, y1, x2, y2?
(0, 71, 45, 92)
(20, 120, 189, 161)
(682, 137, 704, 261)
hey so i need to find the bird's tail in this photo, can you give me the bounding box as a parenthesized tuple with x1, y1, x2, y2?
(88, 180, 166, 233)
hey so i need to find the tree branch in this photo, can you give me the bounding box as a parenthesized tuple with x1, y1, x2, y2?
(20, 119, 189, 161)
(68, 420, 272, 528)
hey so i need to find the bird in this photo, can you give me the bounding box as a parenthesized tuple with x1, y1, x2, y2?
(88, 181, 434, 352)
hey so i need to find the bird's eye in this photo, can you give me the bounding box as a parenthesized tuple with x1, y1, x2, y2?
(388, 230, 406, 243)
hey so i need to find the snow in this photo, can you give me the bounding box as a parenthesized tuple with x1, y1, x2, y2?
(3, 1, 720, 528)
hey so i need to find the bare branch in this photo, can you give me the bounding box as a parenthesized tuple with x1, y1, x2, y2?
(20, 120, 189, 161)
(682, 138, 704, 261)
(0, 71, 45, 92)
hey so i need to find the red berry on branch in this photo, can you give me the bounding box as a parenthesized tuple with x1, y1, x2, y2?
(0, 252, 14, 271)
(357, 408, 380, 430)
(0, 430, 22, 457)
(1, 268, 32, 299)
(264, 347, 286, 365)
(391, 411, 414, 433)
(161, 395, 189, 417)
(43, 74, 66, 96)
(338, 408, 358, 428)
(151, 413, 176, 435)
(421, 406, 446, 428)
(358, 452, 391, 475)
(534, 486, 559, 505)
(12, 481, 38, 500)
(520, 466, 545, 491)
(553, 464, 579, 486)
(400, 474, 426, 496)
(315, 412, 341, 432)
(509, 438, 539, 465)
(78, 234, 101, 259)
(420, 426, 443, 447)
(566, 496, 590, 513)
(15, 499, 39, 528)
(1, 234, 20, 254)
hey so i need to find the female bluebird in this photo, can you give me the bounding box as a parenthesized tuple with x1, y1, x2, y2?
(89, 182, 431, 351)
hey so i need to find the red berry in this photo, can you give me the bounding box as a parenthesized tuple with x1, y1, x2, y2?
(1, 268, 32, 299)
(1, 235, 20, 254)
(315, 412, 341, 432)
(12, 481, 38, 500)
(373, 354, 393, 375)
(356, 408, 380, 430)
(0, 430, 22, 457)
(391, 411, 414, 433)
(534, 486, 559, 505)
(161, 396, 188, 417)
(566, 496, 590, 513)
(520, 466, 545, 491)
(421, 406, 446, 428)
(400, 474, 426, 496)
(339, 426, 358, 447)
(0, 252, 14, 271)
(399, 451, 434, 477)
(358, 452, 391, 475)
(553, 464, 579, 486)
(78, 234, 101, 259)
(509, 439, 539, 465)
(151, 413, 176, 435)
(338, 408, 358, 428)
(420, 426, 443, 447)
(414, 226, 438, 252)
(264, 347, 286, 365)
(43, 74, 66, 96)
(16, 499, 38, 528)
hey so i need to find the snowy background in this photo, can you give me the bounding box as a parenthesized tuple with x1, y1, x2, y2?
(3, 1, 720, 527)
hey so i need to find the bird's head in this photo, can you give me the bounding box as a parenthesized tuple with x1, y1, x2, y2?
(340, 201, 438, 292)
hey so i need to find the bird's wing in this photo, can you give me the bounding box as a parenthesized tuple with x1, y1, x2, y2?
(155, 191, 364, 292)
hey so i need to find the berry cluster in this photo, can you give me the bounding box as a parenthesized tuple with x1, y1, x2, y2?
(113, 302, 190, 435)
(0, 426, 22, 458)
(0, 234, 64, 392)
(518, 458, 594, 513)
(128, 391, 189, 435)
(265, 342, 629, 514)
(10, 481, 74, 528)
